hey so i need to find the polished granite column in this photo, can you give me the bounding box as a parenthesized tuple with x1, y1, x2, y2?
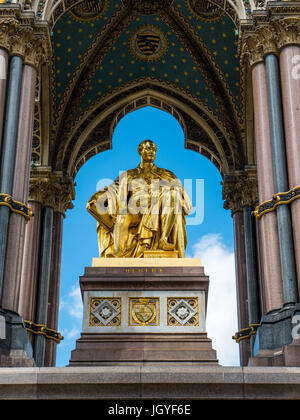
(252, 61, 284, 312)
(33, 206, 54, 367)
(279, 44, 300, 294)
(0, 55, 23, 304)
(0, 48, 8, 151)
(265, 53, 298, 306)
(18, 201, 42, 332)
(44, 211, 64, 367)
(1, 65, 37, 312)
(233, 211, 250, 366)
(243, 205, 260, 353)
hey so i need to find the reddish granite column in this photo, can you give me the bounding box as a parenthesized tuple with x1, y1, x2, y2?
(233, 211, 250, 366)
(252, 62, 284, 312)
(18, 201, 42, 328)
(1, 65, 37, 311)
(44, 211, 64, 367)
(0, 49, 8, 151)
(279, 45, 300, 293)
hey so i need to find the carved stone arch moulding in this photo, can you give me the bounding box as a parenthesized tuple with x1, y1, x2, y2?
(39, 0, 247, 26)
(55, 78, 237, 173)
(109, 95, 188, 142)
(58, 85, 234, 179)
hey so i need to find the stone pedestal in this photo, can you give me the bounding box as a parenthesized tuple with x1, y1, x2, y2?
(69, 258, 218, 366)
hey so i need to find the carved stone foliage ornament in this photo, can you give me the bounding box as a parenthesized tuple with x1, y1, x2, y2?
(239, 16, 300, 67)
(29, 170, 75, 215)
(167, 297, 199, 326)
(89, 297, 121, 327)
(122, 0, 174, 14)
(222, 170, 258, 214)
(0, 7, 50, 69)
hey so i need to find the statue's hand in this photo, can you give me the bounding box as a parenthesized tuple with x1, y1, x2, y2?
(87, 199, 96, 210)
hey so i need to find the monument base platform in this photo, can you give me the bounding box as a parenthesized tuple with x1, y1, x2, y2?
(69, 258, 218, 366)
(1, 366, 300, 399)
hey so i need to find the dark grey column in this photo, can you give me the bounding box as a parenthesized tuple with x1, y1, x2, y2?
(33, 206, 53, 367)
(0, 56, 23, 303)
(243, 205, 260, 353)
(265, 53, 298, 306)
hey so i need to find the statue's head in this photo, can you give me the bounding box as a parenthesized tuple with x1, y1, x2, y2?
(138, 140, 157, 163)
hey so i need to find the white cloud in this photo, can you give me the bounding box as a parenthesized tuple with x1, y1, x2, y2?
(65, 327, 81, 341)
(192, 233, 240, 366)
(60, 284, 83, 320)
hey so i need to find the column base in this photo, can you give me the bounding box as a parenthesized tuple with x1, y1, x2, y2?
(249, 302, 300, 366)
(0, 308, 35, 367)
(249, 339, 300, 367)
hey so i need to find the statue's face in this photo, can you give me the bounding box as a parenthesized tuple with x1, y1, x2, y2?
(140, 141, 156, 162)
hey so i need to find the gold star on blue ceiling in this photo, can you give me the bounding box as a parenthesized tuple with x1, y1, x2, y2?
(76, 14, 221, 118)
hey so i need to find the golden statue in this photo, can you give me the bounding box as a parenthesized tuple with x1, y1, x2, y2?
(87, 140, 192, 258)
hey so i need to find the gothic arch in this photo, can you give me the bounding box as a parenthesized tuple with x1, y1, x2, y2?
(54, 80, 238, 179)
(50, 2, 245, 178)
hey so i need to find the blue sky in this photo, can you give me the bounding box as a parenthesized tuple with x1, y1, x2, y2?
(56, 106, 239, 367)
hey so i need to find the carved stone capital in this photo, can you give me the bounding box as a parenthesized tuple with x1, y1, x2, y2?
(0, 7, 51, 69)
(240, 31, 265, 67)
(29, 169, 75, 215)
(272, 17, 300, 50)
(239, 24, 278, 67)
(222, 170, 258, 215)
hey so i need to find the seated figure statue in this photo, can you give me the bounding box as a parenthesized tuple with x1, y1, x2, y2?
(87, 139, 192, 258)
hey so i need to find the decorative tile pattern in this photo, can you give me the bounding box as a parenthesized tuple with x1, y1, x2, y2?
(89, 297, 121, 326)
(167, 297, 199, 326)
(129, 297, 160, 326)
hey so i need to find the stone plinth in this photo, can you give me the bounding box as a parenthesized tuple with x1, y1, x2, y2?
(2, 366, 300, 399)
(69, 258, 218, 366)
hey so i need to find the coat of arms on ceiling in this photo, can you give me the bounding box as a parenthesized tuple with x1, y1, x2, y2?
(187, 0, 225, 22)
(70, 0, 108, 21)
(129, 25, 168, 61)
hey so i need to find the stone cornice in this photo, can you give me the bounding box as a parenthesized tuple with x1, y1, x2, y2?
(28, 168, 75, 215)
(0, 5, 51, 70)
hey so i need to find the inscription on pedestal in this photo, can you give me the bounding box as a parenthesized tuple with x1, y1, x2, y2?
(125, 268, 163, 273)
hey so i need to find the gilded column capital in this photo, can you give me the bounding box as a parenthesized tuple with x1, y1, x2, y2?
(222, 170, 258, 215)
(28, 169, 75, 215)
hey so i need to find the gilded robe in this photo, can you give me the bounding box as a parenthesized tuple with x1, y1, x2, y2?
(87, 164, 192, 258)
